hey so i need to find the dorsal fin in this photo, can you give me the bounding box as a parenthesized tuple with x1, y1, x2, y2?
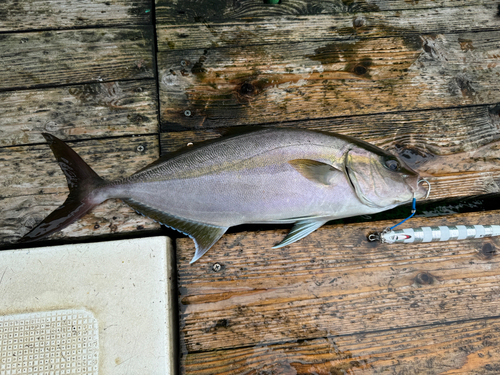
(123, 199, 228, 263)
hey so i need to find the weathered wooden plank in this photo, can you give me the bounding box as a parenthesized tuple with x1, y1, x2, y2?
(158, 3, 500, 51)
(0, 0, 152, 31)
(0, 27, 154, 91)
(0, 80, 157, 147)
(158, 30, 500, 129)
(182, 318, 500, 374)
(156, 0, 495, 25)
(0, 136, 160, 245)
(177, 209, 500, 353)
(160, 104, 500, 155)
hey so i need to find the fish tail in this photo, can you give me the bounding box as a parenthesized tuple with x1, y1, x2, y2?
(19, 133, 107, 243)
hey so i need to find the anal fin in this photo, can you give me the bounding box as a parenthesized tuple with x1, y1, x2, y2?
(123, 199, 227, 263)
(273, 218, 328, 249)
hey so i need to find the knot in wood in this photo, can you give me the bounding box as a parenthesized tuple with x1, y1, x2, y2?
(480, 242, 496, 260)
(415, 272, 434, 285)
(239, 82, 256, 96)
(353, 65, 367, 75)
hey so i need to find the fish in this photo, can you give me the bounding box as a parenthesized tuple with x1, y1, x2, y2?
(19, 128, 428, 263)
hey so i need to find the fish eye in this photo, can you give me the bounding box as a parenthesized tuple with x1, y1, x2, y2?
(385, 158, 400, 171)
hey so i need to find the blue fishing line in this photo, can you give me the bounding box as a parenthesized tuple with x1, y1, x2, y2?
(389, 198, 416, 230)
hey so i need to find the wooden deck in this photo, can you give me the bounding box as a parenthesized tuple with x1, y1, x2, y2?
(2, 0, 500, 373)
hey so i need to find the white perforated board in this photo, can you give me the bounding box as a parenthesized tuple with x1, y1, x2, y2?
(0, 310, 99, 375)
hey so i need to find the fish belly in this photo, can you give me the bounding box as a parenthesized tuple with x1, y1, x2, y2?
(113, 162, 384, 227)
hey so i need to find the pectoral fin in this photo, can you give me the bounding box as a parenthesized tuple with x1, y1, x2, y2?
(289, 159, 341, 185)
(273, 218, 328, 249)
(123, 199, 228, 263)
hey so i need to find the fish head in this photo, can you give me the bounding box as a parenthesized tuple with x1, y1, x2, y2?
(345, 146, 427, 209)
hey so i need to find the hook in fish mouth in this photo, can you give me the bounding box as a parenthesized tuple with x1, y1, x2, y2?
(417, 178, 431, 199)
(403, 175, 431, 201)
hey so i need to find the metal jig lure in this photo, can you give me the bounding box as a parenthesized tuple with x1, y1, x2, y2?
(371, 224, 500, 244)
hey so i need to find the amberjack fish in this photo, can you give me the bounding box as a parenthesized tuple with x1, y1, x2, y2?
(20, 128, 427, 263)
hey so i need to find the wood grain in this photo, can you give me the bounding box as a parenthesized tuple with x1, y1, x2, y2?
(182, 318, 500, 374)
(158, 3, 500, 51)
(158, 30, 500, 129)
(160, 104, 500, 155)
(0, 0, 152, 31)
(0, 135, 160, 245)
(0, 27, 154, 90)
(177, 210, 500, 353)
(156, 0, 495, 25)
(0, 80, 157, 146)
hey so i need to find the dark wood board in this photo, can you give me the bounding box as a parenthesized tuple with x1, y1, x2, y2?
(157, 3, 500, 51)
(0, 26, 154, 91)
(0, 0, 152, 31)
(182, 317, 500, 374)
(176, 209, 500, 373)
(158, 29, 500, 130)
(156, 0, 496, 25)
(1, 80, 158, 146)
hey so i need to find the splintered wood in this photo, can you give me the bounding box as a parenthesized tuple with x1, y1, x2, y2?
(177, 210, 500, 374)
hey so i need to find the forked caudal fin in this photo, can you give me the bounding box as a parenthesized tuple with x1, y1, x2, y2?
(19, 133, 107, 243)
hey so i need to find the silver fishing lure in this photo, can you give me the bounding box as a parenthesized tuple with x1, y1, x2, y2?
(374, 225, 500, 244)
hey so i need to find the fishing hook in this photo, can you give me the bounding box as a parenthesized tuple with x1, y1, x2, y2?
(418, 178, 431, 199)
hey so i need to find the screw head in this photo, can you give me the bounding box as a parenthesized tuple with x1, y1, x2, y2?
(136, 145, 145, 152)
(184, 110, 192, 117)
(212, 263, 222, 272)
